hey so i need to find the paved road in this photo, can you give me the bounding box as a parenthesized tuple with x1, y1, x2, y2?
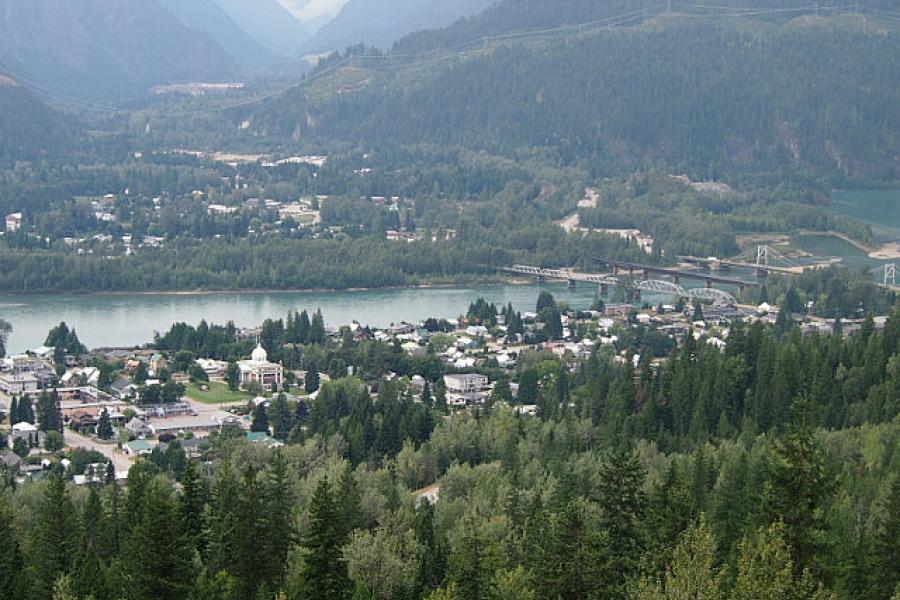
(64, 429, 133, 476)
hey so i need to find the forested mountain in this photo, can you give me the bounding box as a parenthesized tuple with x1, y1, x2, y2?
(0, 77, 72, 165)
(154, 0, 275, 69)
(250, 10, 900, 181)
(301, 0, 495, 53)
(0, 0, 234, 99)
(215, 0, 310, 57)
(395, 0, 900, 52)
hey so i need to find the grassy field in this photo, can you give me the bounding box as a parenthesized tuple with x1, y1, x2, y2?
(185, 381, 251, 405)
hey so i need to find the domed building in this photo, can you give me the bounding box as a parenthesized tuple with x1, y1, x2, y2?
(238, 343, 284, 390)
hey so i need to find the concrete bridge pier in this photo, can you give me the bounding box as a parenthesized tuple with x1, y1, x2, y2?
(567, 279, 577, 288)
(599, 284, 608, 296)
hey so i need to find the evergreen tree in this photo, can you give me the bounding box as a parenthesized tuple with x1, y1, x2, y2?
(73, 486, 109, 600)
(535, 499, 601, 599)
(414, 499, 446, 598)
(124, 478, 194, 600)
(310, 310, 326, 345)
(336, 464, 364, 536)
(96, 407, 113, 440)
(448, 517, 492, 600)
(179, 460, 207, 552)
(297, 478, 351, 600)
(37, 390, 63, 433)
(421, 380, 433, 407)
(9, 395, 18, 424)
(233, 466, 265, 599)
(297, 310, 311, 344)
(693, 301, 705, 323)
(536, 291, 556, 314)
(203, 464, 240, 576)
(544, 306, 563, 340)
(638, 515, 721, 600)
(597, 449, 647, 596)
(766, 396, 834, 578)
(731, 522, 828, 600)
(269, 393, 294, 441)
(262, 451, 294, 591)
(251, 402, 270, 433)
(133, 361, 149, 385)
(867, 476, 900, 600)
(305, 362, 320, 394)
(516, 369, 539, 406)
(18, 395, 35, 424)
(31, 475, 80, 600)
(225, 362, 240, 391)
(0, 492, 25, 597)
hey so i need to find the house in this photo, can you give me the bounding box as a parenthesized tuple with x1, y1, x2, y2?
(149, 353, 167, 376)
(246, 431, 284, 448)
(11, 422, 43, 447)
(124, 440, 153, 456)
(196, 358, 227, 376)
(125, 417, 153, 438)
(443, 373, 490, 406)
(5, 212, 22, 232)
(0, 373, 39, 396)
(109, 378, 138, 400)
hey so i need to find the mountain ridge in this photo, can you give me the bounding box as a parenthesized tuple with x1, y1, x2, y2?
(0, 0, 235, 99)
(301, 0, 495, 53)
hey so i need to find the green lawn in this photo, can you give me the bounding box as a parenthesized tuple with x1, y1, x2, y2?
(185, 381, 251, 405)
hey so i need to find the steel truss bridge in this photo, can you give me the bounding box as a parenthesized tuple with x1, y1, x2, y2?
(502, 265, 738, 304)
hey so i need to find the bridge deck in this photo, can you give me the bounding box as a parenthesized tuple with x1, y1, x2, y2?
(596, 258, 759, 288)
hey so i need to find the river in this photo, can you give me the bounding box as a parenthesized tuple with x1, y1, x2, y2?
(0, 284, 607, 354)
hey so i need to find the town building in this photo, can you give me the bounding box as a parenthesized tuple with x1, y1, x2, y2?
(238, 344, 284, 390)
(5, 212, 22, 232)
(443, 373, 490, 406)
(0, 373, 39, 396)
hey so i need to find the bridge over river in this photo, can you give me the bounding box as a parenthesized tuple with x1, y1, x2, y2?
(502, 263, 747, 305)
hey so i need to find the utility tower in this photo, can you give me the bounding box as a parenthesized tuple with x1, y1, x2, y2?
(884, 263, 896, 286)
(756, 245, 770, 276)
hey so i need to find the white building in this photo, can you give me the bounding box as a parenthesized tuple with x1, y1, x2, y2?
(238, 344, 284, 390)
(5, 212, 22, 232)
(443, 373, 490, 406)
(0, 373, 39, 396)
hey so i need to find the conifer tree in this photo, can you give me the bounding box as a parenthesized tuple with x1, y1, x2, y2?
(262, 451, 294, 590)
(18, 395, 35, 424)
(0, 492, 25, 596)
(867, 476, 900, 600)
(124, 478, 194, 600)
(638, 515, 722, 600)
(298, 477, 351, 600)
(225, 362, 240, 391)
(251, 402, 270, 433)
(31, 475, 80, 600)
(203, 464, 240, 576)
(304, 362, 320, 394)
(96, 407, 113, 440)
(448, 517, 492, 600)
(597, 449, 647, 596)
(179, 461, 207, 552)
(269, 393, 294, 441)
(766, 396, 834, 578)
